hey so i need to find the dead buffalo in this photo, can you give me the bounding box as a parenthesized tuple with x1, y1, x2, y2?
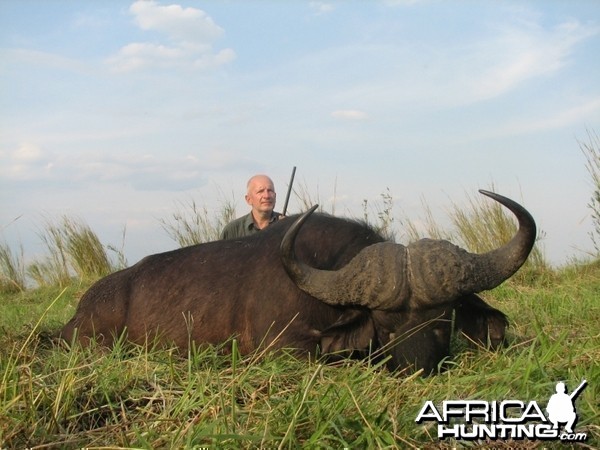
(60, 190, 536, 374)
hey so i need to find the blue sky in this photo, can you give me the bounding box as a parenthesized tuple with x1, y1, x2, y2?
(1, 0, 599, 266)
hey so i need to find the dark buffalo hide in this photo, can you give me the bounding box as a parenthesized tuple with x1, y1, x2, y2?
(60, 191, 535, 374)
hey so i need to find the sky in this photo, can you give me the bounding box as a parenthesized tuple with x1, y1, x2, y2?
(1, 0, 600, 268)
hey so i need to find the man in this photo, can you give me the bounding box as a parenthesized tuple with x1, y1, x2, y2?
(546, 381, 580, 434)
(220, 174, 283, 240)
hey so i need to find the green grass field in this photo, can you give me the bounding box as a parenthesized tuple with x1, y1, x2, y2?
(2, 172, 600, 448)
(1, 259, 598, 448)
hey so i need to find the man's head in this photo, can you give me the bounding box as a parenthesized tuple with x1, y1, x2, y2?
(245, 175, 276, 218)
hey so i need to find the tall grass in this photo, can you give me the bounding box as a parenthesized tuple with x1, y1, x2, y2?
(1, 184, 551, 291)
(160, 196, 236, 246)
(361, 187, 396, 240)
(398, 195, 451, 243)
(27, 217, 70, 287)
(27, 216, 125, 287)
(397, 187, 549, 281)
(293, 182, 548, 279)
(581, 129, 600, 256)
(0, 241, 26, 293)
(0, 182, 598, 447)
(293, 178, 338, 215)
(1, 268, 598, 448)
(449, 188, 548, 279)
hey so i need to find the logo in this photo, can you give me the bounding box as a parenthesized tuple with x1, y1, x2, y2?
(415, 379, 588, 442)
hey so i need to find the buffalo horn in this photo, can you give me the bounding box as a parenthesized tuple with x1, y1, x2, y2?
(280, 190, 537, 310)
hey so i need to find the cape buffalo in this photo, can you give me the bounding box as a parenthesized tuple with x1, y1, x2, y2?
(60, 190, 536, 374)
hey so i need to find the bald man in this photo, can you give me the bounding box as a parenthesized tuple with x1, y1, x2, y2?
(220, 174, 284, 240)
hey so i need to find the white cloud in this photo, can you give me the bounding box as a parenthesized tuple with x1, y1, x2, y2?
(0, 143, 55, 181)
(471, 19, 600, 101)
(311, 17, 599, 116)
(71, 152, 206, 191)
(331, 109, 369, 120)
(383, 0, 424, 6)
(107, 0, 235, 73)
(13, 143, 43, 162)
(130, 0, 224, 43)
(309, 2, 335, 15)
(498, 96, 600, 137)
(0, 143, 247, 192)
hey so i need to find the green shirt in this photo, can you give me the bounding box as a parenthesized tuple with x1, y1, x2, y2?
(220, 212, 282, 240)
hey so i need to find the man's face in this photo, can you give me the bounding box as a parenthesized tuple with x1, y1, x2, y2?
(246, 176, 276, 214)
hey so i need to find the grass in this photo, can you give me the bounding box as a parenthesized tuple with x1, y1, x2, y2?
(1, 216, 126, 293)
(397, 186, 548, 282)
(1, 186, 599, 448)
(0, 184, 548, 292)
(581, 129, 600, 256)
(28, 216, 124, 287)
(0, 241, 26, 293)
(0, 261, 598, 448)
(159, 194, 237, 247)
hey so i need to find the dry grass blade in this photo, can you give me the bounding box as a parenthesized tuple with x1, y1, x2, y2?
(160, 196, 236, 246)
(449, 188, 548, 280)
(27, 216, 120, 287)
(580, 129, 600, 256)
(0, 241, 26, 293)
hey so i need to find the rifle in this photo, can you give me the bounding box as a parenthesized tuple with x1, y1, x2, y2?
(282, 166, 296, 216)
(569, 379, 587, 401)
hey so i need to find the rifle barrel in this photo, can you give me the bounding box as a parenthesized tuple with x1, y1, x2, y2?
(282, 166, 296, 216)
(569, 379, 587, 400)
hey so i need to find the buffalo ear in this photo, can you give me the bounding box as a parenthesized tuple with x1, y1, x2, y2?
(454, 294, 508, 349)
(319, 309, 375, 356)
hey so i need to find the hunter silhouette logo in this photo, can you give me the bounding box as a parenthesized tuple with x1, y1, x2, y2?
(546, 379, 587, 434)
(415, 379, 589, 442)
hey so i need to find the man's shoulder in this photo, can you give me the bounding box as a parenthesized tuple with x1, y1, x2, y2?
(221, 211, 283, 240)
(226, 213, 252, 228)
(220, 213, 253, 240)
